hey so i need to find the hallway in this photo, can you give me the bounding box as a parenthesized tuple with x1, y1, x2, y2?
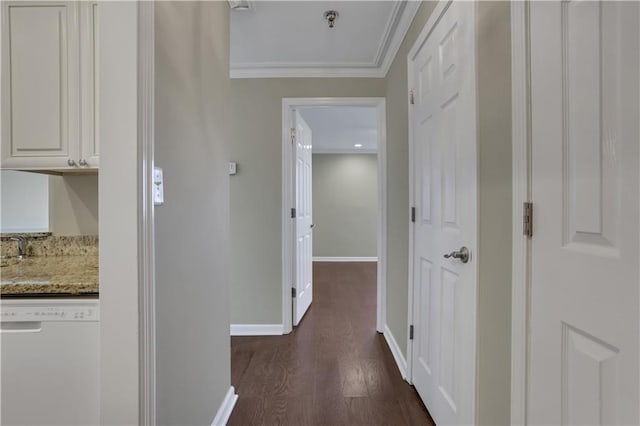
(229, 262, 434, 425)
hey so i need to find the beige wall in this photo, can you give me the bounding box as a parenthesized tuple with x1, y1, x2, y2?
(154, 2, 231, 424)
(50, 174, 99, 236)
(229, 78, 385, 323)
(476, 2, 512, 424)
(312, 154, 377, 258)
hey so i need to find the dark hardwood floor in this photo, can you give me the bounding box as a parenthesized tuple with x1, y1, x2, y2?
(229, 262, 435, 426)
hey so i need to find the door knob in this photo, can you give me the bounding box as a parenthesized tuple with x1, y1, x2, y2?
(310, 224, 315, 229)
(444, 246, 470, 263)
(67, 159, 76, 167)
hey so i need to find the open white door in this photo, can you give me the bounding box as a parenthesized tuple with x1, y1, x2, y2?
(293, 110, 313, 326)
(527, 2, 640, 424)
(409, 2, 477, 425)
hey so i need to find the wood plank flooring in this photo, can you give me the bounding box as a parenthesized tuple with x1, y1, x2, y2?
(229, 262, 435, 426)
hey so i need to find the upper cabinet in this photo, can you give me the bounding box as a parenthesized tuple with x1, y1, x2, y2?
(1, 2, 99, 171)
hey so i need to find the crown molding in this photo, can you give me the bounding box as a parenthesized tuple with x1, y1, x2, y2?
(229, 1, 420, 79)
(312, 149, 378, 154)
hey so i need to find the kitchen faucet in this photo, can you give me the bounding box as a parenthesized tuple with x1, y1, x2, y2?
(9, 236, 28, 257)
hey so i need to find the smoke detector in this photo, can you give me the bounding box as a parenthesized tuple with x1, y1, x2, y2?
(323, 10, 339, 29)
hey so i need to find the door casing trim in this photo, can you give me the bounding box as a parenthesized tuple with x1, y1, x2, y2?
(281, 97, 387, 334)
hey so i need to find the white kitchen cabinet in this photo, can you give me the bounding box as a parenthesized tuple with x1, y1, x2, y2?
(1, 2, 99, 171)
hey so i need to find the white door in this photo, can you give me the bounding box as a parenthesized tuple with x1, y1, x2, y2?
(409, 2, 477, 425)
(528, 2, 640, 424)
(293, 110, 313, 325)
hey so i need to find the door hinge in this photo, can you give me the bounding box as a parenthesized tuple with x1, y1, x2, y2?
(411, 207, 416, 223)
(523, 202, 533, 238)
(290, 127, 296, 142)
(409, 89, 415, 105)
(409, 325, 414, 340)
(291, 207, 296, 219)
(292, 287, 297, 298)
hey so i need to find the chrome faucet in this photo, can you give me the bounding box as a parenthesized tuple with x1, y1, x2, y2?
(9, 236, 28, 257)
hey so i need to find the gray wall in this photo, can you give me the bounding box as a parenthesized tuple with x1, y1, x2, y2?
(312, 154, 377, 258)
(50, 175, 99, 236)
(229, 78, 385, 324)
(154, 2, 231, 425)
(476, 3, 512, 424)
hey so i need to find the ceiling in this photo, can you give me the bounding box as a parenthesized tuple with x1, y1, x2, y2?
(299, 107, 378, 154)
(230, 1, 420, 78)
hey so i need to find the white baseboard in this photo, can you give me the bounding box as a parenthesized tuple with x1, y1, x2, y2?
(383, 324, 407, 379)
(312, 257, 378, 262)
(211, 386, 238, 426)
(230, 324, 284, 336)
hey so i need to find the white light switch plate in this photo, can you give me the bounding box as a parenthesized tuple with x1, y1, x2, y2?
(228, 162, 237, 175)
(153, 167, 164, 205)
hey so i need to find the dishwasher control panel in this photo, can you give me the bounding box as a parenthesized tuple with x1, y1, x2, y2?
(1, 302, 100, 322)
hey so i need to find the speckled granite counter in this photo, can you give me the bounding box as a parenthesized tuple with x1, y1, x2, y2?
(1, 256, 98, 297)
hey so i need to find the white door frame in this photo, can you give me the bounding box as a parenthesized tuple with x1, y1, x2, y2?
(138, 1, 156, 425)
(281, 97, 387, 334)
(98, 1, 155, 424)
(510, 1, 531, 424)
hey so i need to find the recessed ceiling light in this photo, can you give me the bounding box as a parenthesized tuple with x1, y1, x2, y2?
(354, 144, 363, 148)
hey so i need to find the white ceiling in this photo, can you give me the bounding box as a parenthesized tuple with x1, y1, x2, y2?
(230, 1, 420, 78)
(299, 107, 378, 154)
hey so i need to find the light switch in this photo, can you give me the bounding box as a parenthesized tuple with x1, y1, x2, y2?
(228, 162, 237, 175)
(153, 167, 164, 205)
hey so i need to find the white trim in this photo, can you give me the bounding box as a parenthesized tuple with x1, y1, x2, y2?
(138, 2, 156, 425)
(379, 1, 421, 76)
(230, 324, 284, 336)
(282, 97, 387, 335)
(211, 386, 238, 426)
(312, 149, 378, 155)
(312, 257, 378, 262)
(510, 1, 530, 425)
(406, 0, 451, 386)
(383, 324, 407, 379)
(231, 66, 386, 79)
(230, 2, 419, 79)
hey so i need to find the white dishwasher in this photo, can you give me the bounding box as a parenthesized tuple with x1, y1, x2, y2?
(0, 299, 100, 426)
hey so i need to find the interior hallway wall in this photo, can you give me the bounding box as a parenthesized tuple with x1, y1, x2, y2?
(229, 78, 385, 324)
(312, 154, 378, 258)
(154, 2, 232, 424)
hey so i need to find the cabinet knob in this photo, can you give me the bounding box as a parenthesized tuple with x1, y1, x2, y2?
(67, 159, 77, 167)
(79, 159, 87, 167)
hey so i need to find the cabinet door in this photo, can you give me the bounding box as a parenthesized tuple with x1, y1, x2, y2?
(1, 2, 80, 170)
(79, 1, 99, 169)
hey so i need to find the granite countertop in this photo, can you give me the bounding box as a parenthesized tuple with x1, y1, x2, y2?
(0, 256, 98, 297)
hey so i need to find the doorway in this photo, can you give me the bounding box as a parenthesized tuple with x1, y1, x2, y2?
(281, 98, 387, 334)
